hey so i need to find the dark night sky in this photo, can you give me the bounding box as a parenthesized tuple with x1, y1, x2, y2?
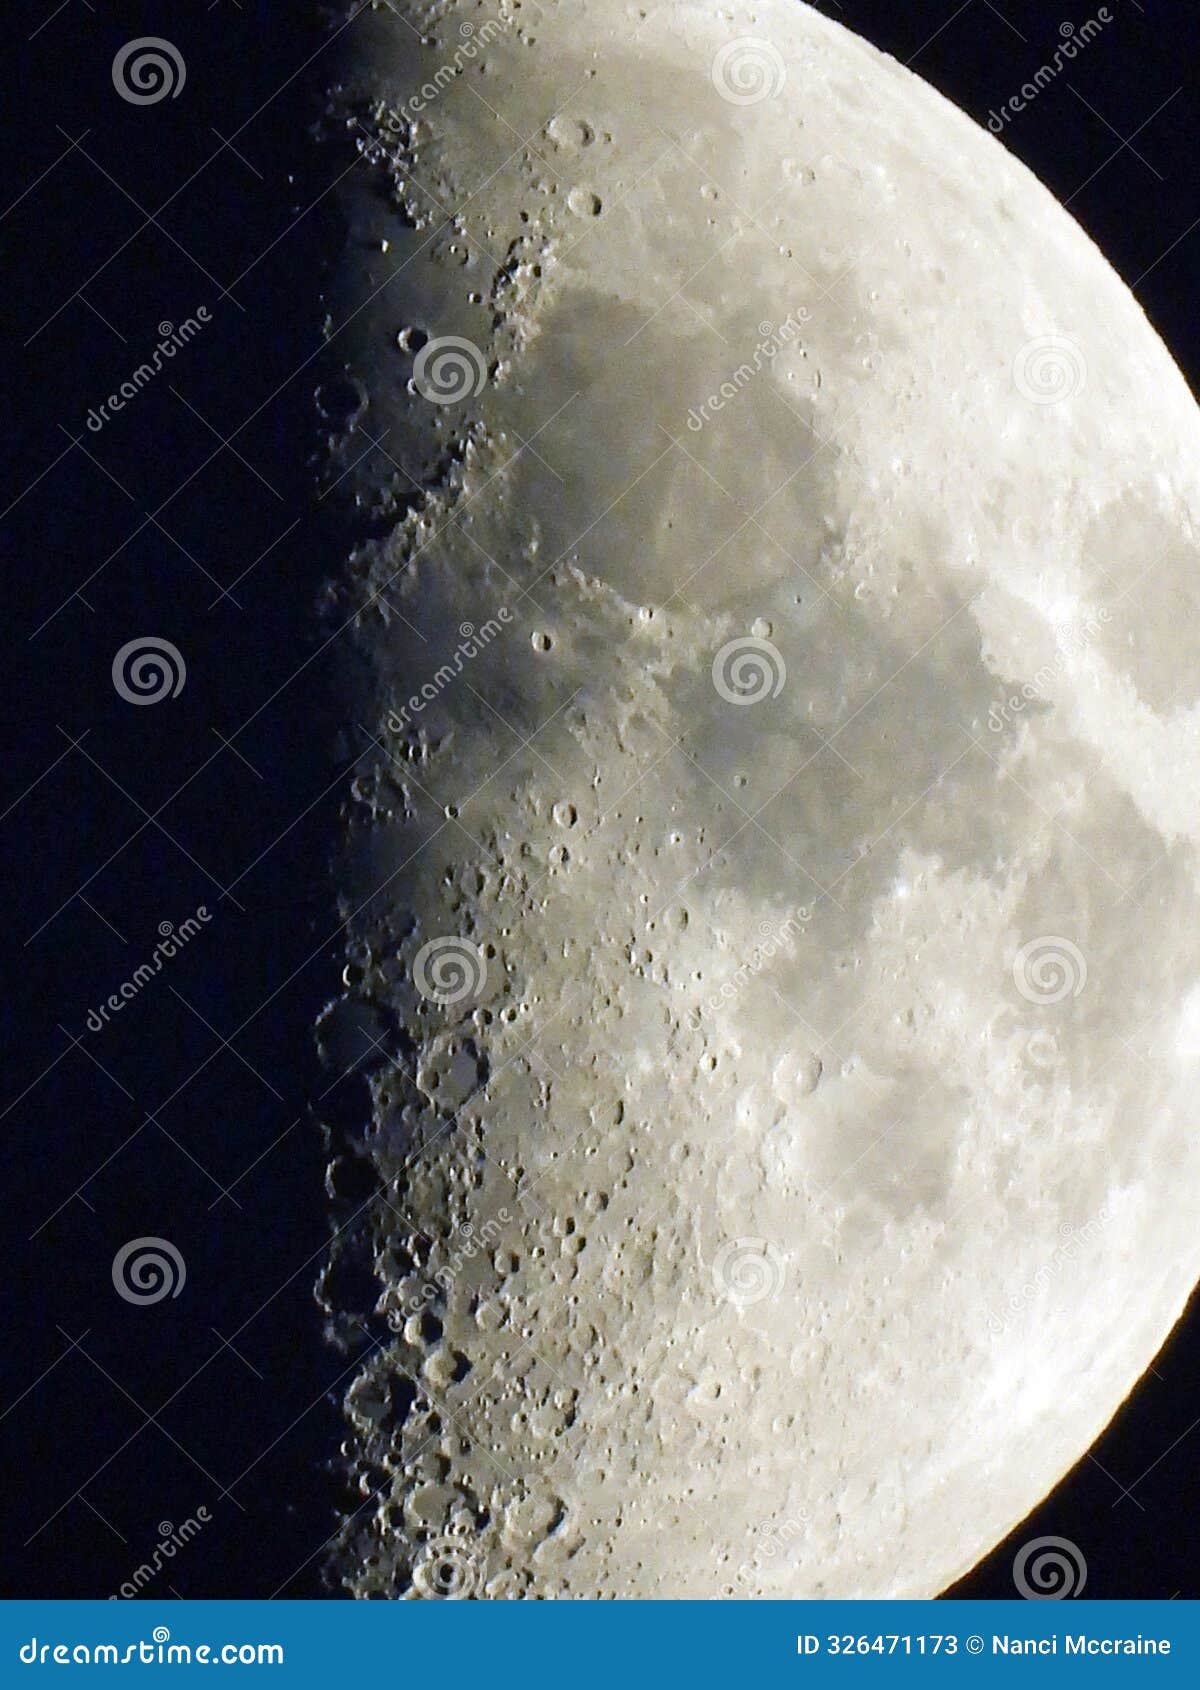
(2, 0, 1198, 1601)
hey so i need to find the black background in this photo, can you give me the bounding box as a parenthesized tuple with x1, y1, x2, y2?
(2, 0, 1198, 1602)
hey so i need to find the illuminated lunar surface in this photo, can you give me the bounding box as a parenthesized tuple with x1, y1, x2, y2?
(317, 0, 1200, 1598)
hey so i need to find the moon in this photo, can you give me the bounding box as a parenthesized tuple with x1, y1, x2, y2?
(319, 0, 1200, 1598)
